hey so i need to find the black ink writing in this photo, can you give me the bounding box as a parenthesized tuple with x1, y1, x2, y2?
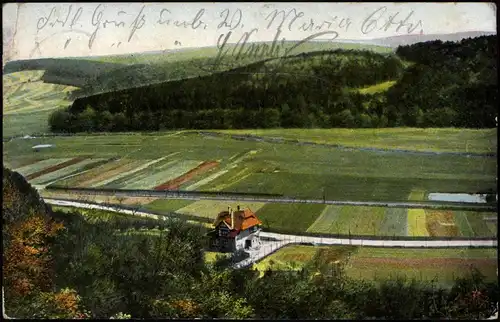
(103, 11, 127, 28)
(217, 8, 242, 30)
(264, 8, 351, 33)
(157, 8, 207, 30)
(128, 5, 146, 42)
(209, 28, 339, 73)
(265, 8, 304, 31)
(37, 5, 84, 32)
(89, 4, 105, 49)
(70, 6, 83, 28)
(361, 6, 423, 35)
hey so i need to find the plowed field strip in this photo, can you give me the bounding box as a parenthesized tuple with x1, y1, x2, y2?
(55, 159, 129, 187)
(96, 154, 177, 188)
(14, 158, 73, 177)
(31, 159, 108, 185)
(120, 160, 202, 190)
(84, 160, 145, 188)
(154, 161, 219, 190)
(407, 209, 429, 236)
(425, 210, 459, 237)
(379, 208, 408, 236)
(306, 206, 341, 233)
(184, 169, 229, 191)
(26, 157, 86, 180)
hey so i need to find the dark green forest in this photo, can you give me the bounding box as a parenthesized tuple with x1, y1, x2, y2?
(49, 35, 497, 132)
(3, 166, 499, 319)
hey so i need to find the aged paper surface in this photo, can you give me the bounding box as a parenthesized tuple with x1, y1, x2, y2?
(2, 2, 498, 320)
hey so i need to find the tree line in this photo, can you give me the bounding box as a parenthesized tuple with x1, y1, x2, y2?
(49, 36, 497, 132)
(3, 165, 499, 319)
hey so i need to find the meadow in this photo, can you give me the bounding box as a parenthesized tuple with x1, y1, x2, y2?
(211, 128, 498, 154)
(3, 70, 78, 138)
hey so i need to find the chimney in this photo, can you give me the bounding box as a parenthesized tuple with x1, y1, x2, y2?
(229, 207, 234, 230)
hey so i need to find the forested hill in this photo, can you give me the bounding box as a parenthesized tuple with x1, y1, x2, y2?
(49, 35, 497, 132)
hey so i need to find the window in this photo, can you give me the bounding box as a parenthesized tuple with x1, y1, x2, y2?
(219, 227, 229, 237)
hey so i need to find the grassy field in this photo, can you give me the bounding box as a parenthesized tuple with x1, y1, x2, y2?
(307, 206, 386, 235)
(3, 70, 78, 138)
(407, 209, 430, 237)
(4, 130, 496, 200)
(255, 245, 498, 287)
(255, 203, 327, 232)
(213, 128, 497, 154)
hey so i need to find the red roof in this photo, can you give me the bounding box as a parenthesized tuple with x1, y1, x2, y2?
(214, 208, 262, 231)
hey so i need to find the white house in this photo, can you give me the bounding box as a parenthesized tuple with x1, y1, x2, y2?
(210, 205, 262, 252)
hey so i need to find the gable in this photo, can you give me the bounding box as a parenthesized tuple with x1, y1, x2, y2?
(214, 208, 263, 231)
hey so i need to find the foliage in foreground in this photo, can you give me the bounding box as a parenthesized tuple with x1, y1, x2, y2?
(3, 166, 498, 319)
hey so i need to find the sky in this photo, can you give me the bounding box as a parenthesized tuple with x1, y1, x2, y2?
(2, 2, 497, 61)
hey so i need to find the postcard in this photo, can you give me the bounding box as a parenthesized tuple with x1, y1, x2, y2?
(2, 2, 498, 320)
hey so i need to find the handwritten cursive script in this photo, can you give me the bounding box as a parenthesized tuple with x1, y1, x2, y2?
(30, 4, 424, 58)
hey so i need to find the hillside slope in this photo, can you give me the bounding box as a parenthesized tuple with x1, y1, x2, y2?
(49, 35, 497, 132)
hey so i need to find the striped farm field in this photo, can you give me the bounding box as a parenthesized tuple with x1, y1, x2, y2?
(53, 158, 140, 188)
(26, 157, 87, 180)
(307, 206, 385, 236)
(337, 206, 386, 236)
(120, 160, 204, 189)
(154, 160, 219, 190)
(107, 159, 181, 189)
(407, 209, 429, 236)
(14, 158, 73, 177)
(456, 211, 497, 237)
(30, 158, 109, 185)
(83, 159, 146, 188)
(96, 155, 177, 188)
(453, 211, 475, 237)
(200, 164, 258, 192)
(255, 203, 326, 232)
(176, 200, 267, 220)
(379, 208, 408, 236)
(307, 206, 342, 233)
(425, 210, 459, 237)
(184, 169, 229, 191)
(486, 223, 497, 237)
